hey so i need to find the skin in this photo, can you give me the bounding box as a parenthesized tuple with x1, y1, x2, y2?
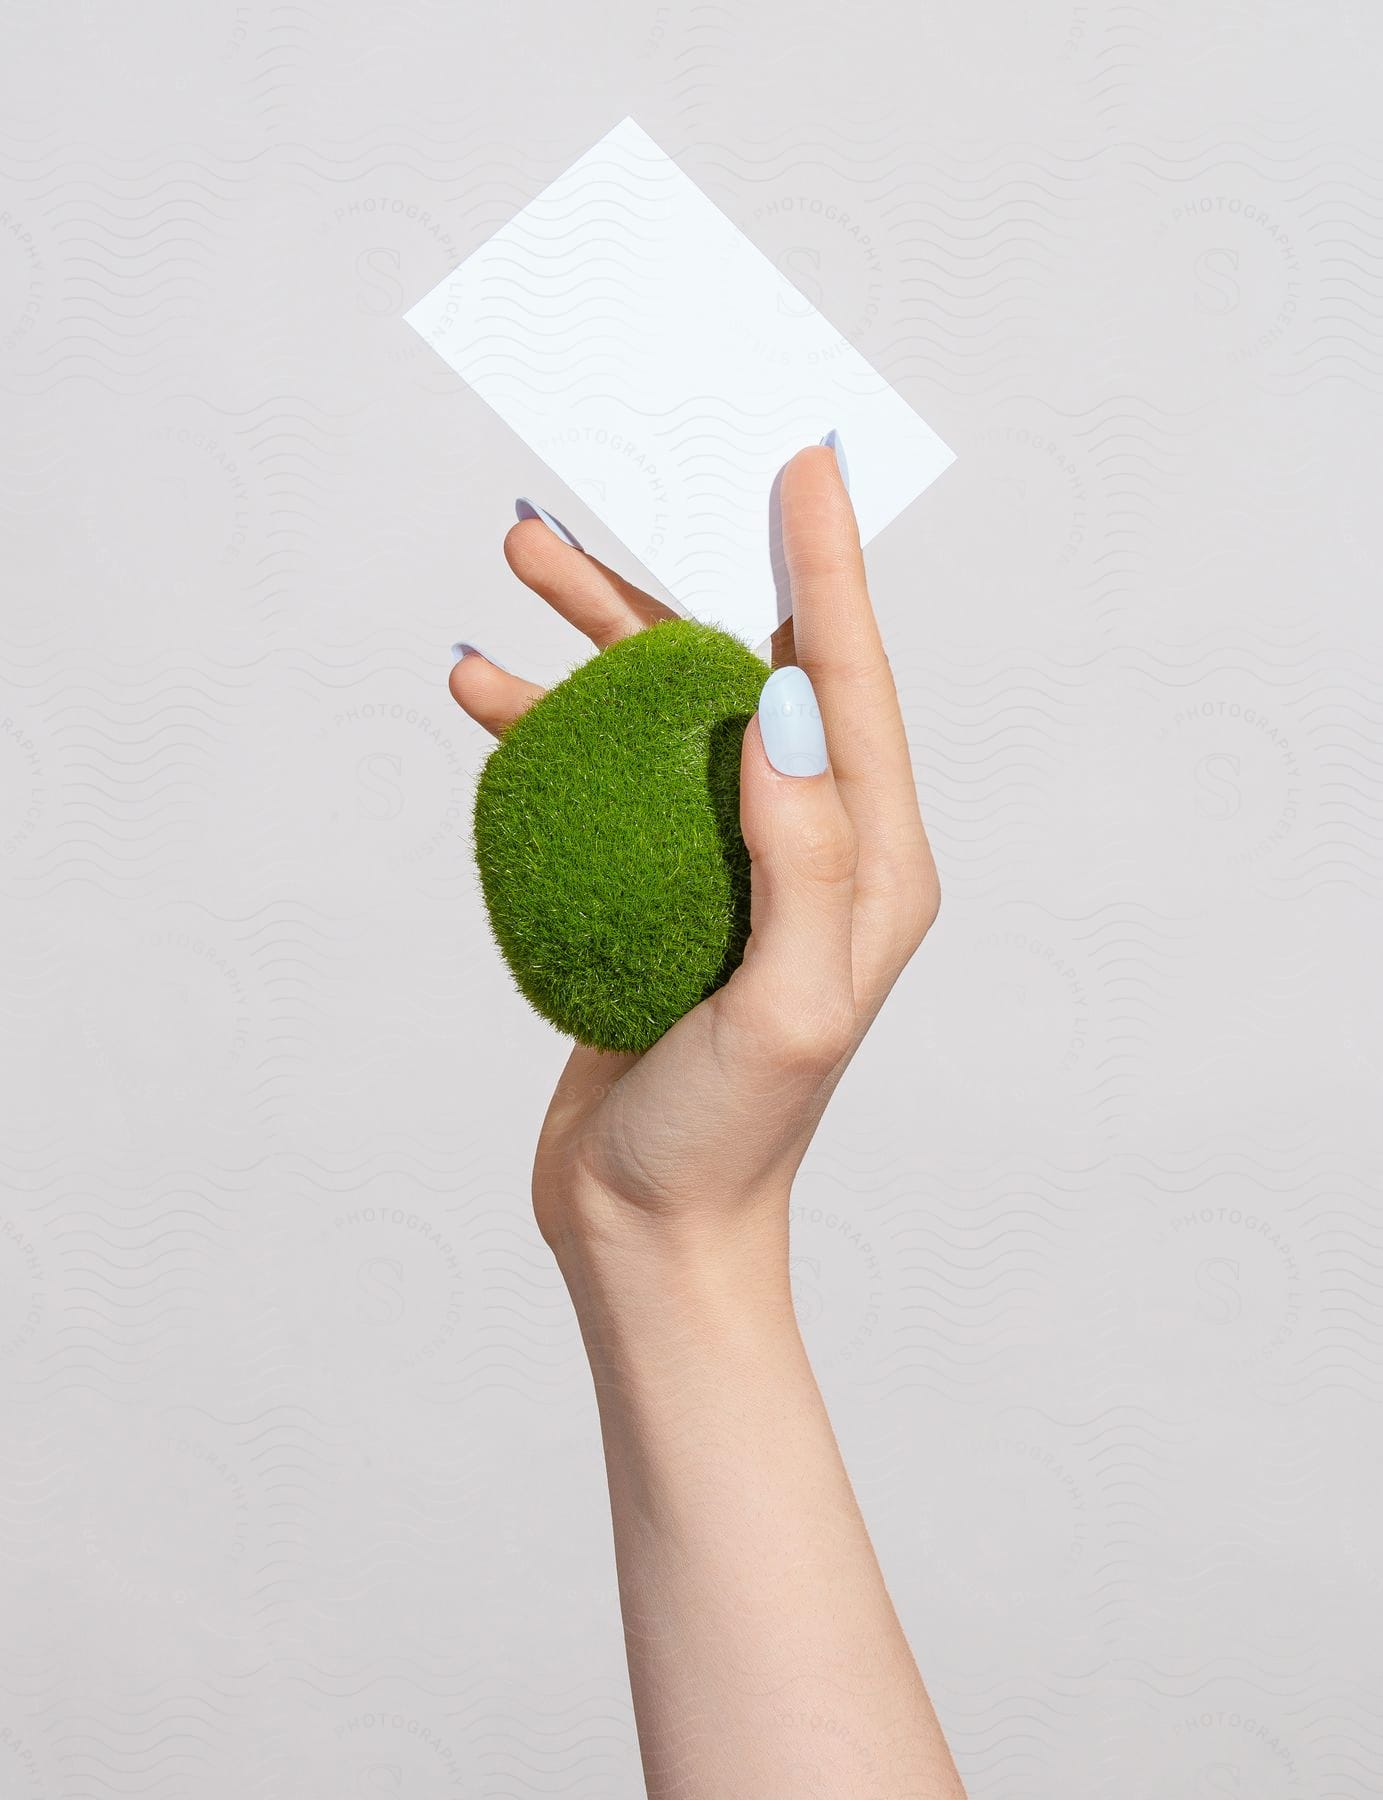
(449, 443, 966, 1800)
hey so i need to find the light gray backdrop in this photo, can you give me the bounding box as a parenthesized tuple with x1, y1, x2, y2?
(2, 2, 1380, 1795)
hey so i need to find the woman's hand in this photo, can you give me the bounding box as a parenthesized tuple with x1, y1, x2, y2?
(450, 442, 964, 1799)
(449, 441, 941, 1264)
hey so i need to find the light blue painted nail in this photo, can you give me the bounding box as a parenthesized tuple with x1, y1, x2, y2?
(758, 665, 828, 777)
(819, 428, 849, 493)
(515, 497, 584, 550)
(450, 642, 506, 671)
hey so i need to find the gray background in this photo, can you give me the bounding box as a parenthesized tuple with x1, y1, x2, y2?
(2, 2, 1380, 1795)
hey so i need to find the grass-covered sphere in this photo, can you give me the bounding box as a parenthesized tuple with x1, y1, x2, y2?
(473, 618, 771, 1054)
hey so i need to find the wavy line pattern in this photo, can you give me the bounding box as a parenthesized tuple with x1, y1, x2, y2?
(2, 13, 1381, 1800)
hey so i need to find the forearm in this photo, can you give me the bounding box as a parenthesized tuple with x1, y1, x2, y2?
(553, 1195, 967, 1800)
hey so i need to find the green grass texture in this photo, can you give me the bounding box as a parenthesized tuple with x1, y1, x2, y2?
(473, 618, 772, 1054)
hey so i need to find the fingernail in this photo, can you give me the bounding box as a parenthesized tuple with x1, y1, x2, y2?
(819, 428, 850, 494)
(450, 641, 507, 671)
(515, 497, 583, 550)
(758, 665, 828, 777)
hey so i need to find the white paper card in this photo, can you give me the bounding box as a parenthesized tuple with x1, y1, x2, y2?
(404, 115, 956, 649)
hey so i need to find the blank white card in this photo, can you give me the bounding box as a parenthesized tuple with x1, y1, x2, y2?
(404, 115, 955, 649)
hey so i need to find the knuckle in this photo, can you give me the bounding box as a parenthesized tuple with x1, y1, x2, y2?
(771, 997, 856, 1075)
(806, 648, 895, 692)
(898, 870, 941, 952)
(795, 817, 858, 888)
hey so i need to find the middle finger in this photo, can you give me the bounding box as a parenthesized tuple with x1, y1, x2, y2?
(505, 513, 678, 648)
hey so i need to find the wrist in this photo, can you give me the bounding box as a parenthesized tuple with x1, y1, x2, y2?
(540, 1178, 798, 1343)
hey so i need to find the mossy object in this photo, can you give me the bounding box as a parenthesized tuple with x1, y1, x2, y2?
(473, 618, 772, 1053)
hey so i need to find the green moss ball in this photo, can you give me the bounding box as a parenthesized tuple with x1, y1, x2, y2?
(473, 618, 771, 1054)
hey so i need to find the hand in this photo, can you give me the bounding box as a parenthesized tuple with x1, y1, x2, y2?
(448, 442, 940, 1264)
(450, 446, 965, 1800)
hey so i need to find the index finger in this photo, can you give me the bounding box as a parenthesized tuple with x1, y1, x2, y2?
(776, 440, 939, 977)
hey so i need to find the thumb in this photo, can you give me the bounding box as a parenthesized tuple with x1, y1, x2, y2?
(725, 666, 858, 1072)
